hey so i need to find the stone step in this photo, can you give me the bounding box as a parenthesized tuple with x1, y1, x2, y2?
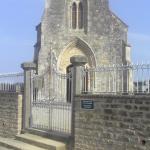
(0, 136, 47, 150)
(16, 133, 66, 150)
(0, 146, 13, 150)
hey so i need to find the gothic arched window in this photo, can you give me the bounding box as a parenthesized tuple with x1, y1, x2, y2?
(72, 2, 77, 29)
(78, 2, 83, 29)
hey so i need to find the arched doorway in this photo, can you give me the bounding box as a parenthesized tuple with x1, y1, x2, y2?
(57, 38, 96, 73)
(57, 38, 96, 100)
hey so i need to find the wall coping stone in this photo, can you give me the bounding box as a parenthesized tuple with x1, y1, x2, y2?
(21, 62, 36, 70)
(75, 94, 150, 100)
(0, 91, 22, 95)
(70, 56, 87, 66)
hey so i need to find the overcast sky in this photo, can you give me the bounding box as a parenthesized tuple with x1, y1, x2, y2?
(0, 0, 150, 73)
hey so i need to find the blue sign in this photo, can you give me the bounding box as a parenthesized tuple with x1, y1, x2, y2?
(81, 100, 94, 109)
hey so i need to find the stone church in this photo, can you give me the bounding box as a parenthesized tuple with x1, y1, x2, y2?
(34, 0, 131, 75)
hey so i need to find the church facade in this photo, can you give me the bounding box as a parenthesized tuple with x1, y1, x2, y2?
(34, 0, 131, 75)
(21, 0, 133, 137)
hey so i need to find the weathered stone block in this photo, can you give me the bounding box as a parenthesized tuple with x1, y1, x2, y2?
(119, 110, 128, 117)
(139, 106, 149, 111)
(124, 105, 132, 110)
(130, 112, 143, 118)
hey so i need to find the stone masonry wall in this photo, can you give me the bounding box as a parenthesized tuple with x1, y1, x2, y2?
(0, 92, 22, 138)
(74, 94, 150, 150)
(36, 0, 128, 73)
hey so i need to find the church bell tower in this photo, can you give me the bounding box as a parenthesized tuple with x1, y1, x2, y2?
(34, 0, 130, 74)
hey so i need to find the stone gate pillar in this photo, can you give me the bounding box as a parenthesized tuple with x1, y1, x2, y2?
(21, 62, 36, 130)
(70, 56, 88, 95)
(70, 56, 87, 148)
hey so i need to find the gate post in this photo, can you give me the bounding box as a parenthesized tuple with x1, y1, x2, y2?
(70, 56, 87, 148)
(21, 62, 36, 130)
(70, 56, 88, 95)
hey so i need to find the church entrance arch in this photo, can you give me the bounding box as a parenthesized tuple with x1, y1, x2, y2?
(57, 38, 96, 74)
(57, 38, 96, 97)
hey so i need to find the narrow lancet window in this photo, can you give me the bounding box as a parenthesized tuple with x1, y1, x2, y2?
(78, 2, 84, 29)
(72, 3, 77, 29)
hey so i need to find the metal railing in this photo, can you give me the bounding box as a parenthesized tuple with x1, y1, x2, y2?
(81, 64, 150, 95)
(31, 101, 71, 134)
(30, 68, 72, 134)
(31, 68, 69, 102)
(0, 72, 24, 92)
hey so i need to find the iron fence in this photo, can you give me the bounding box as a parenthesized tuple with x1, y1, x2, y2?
(31, 68, 69, 102)
(30, 68, 72, 134)
(31, 101, 71, 134)
(0, 72, 24, 92)
(81, 64, 150, 94)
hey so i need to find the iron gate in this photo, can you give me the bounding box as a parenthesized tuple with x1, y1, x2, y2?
(30, 67, 72, 134)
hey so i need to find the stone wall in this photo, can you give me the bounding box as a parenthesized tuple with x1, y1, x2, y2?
(0, 92, 22, 138)
(74, 94, 150, 150)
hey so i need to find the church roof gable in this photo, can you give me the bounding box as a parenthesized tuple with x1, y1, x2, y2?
(111, 11, 128, 28)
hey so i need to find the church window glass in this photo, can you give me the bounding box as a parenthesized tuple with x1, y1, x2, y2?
(78, 2, 83, 29)
(72, 2, 77, 29)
